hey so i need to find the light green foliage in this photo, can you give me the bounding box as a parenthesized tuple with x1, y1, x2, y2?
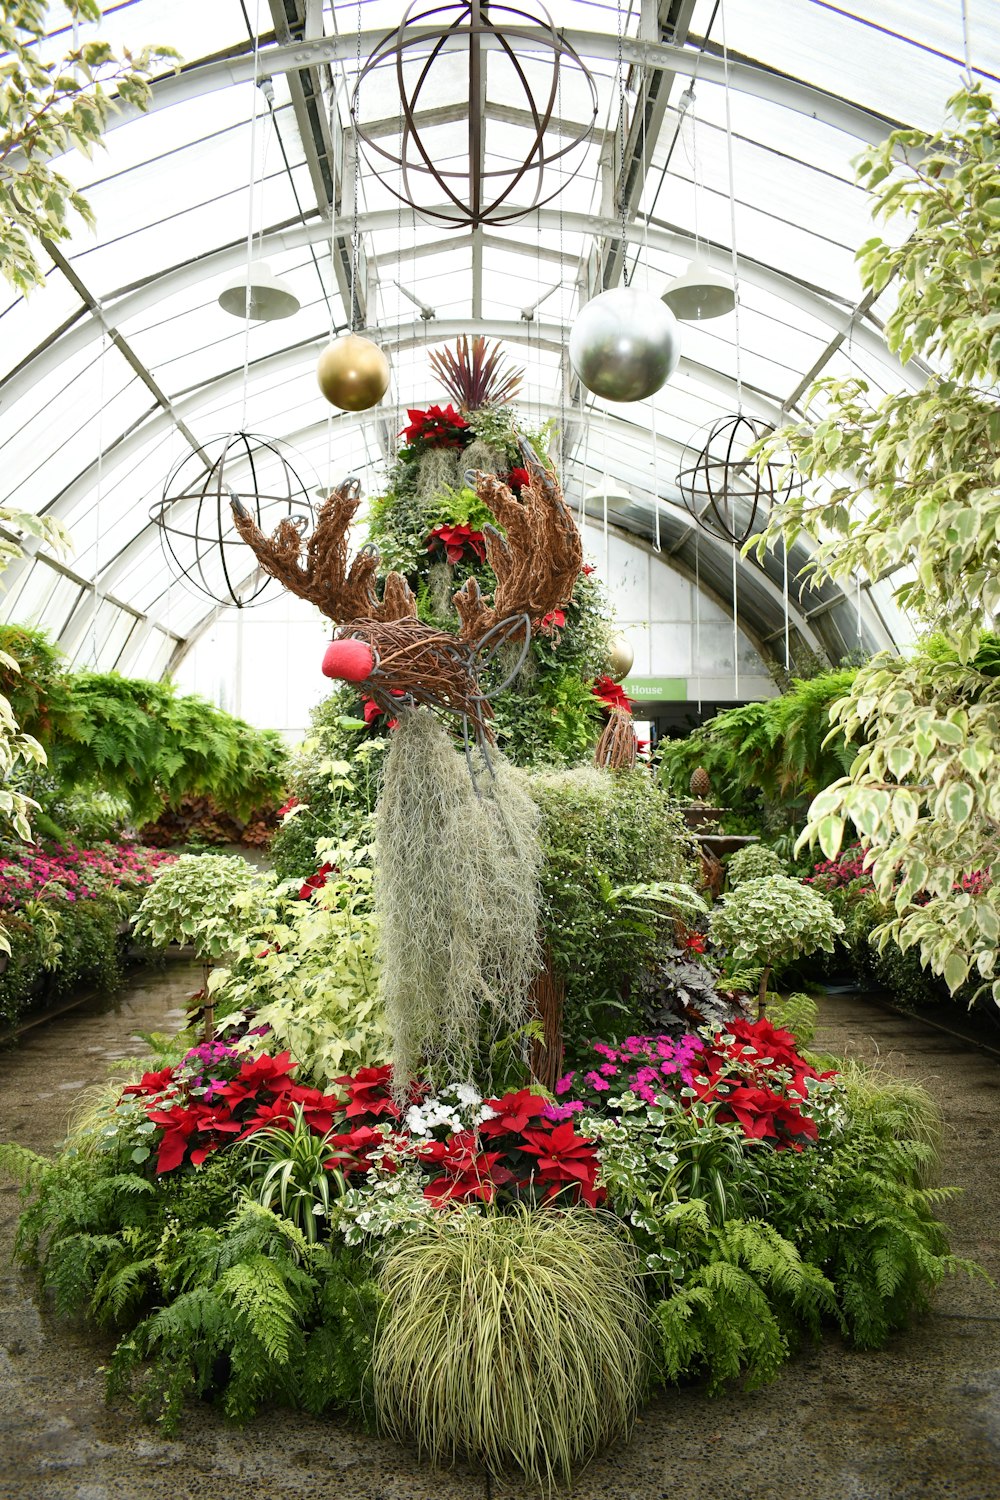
(708, 875, 843, 975)
(0, 513, 69, 875)
(211, 849, 386, 1085)
(766, 991, 819, 1044)
(805, 652, 1000, 1001)
(270, 692, 387, 882)
(726, 843, 786, 887)
(375, 711, 542, 1094)
(653, 1215, 837, 1392)
(752, 85, 1000, 1001)
(373, 1205, 648, 1490)
(133, 853, 264, 961)
(0, 1, 178, 291)
(246, 1108, 348, 1244)
(755, 84, 1000, 640)
(838, 1058, 942, 1183)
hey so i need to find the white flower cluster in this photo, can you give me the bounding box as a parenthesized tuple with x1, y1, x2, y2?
(403, 1082, 497, 1139)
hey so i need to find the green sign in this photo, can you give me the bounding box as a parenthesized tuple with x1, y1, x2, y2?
(621, 676, 687, 701)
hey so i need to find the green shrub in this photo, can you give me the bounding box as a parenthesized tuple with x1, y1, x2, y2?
(708, 874, 844, 1013)
(133, 853, 265, 960)
(658, 668, 860, 832)
(726, 843, 786, 887)
(0, 626, 289, 827)
(373, 1205, 648, 1489)
(529, 766, 696, 1052)
(210, 856, 386, 1086)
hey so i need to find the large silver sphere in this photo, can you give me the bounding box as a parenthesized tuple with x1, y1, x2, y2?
(568, 288, 682, 403)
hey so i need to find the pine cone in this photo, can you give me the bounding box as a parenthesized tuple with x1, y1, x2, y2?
(689, 766, 711, 800)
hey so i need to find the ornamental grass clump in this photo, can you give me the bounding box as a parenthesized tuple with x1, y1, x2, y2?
(374, 710, 542, 1096)
(373, 1204, 648, 1489)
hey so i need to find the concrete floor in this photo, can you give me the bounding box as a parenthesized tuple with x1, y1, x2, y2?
(1, 966, 998, 1500)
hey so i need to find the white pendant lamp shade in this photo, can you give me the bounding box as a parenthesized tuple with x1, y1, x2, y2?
(661, 258, 736, 321)
(218, 260, 300, 321)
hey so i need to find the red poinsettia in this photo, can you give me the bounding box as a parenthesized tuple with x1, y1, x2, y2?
(507, 466, 530, 493)
(299, 862, 336, 900)
(540, 608, 566, 636)
(334, 1064, 408, 1121)
(518, 1121, 604, 1207)
(686, 1017, 835, 1151)
(683, 931, 708, 954)
(592, 675, 632, 713)
(400, 404, 469, 448)
(426, 522, 487, 565)
(481, 1088, 549, 1136)
(276, 795, 300, 817)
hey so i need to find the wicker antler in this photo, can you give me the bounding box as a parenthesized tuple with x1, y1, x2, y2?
(453, 437, 583, 642)
(231, 478, 416, 624)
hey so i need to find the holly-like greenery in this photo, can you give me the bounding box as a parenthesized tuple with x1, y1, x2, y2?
(0, 0, 177, 292)
(755, 84, 1000, 1003)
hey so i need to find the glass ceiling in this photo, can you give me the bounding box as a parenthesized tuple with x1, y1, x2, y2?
(1, 0, 998, 677)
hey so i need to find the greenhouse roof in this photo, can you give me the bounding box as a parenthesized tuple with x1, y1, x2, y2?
(1, 0, 998, 678)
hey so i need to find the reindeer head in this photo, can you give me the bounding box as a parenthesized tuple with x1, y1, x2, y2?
(231, 437, 583, 753)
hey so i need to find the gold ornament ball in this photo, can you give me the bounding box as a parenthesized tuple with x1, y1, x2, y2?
(608, 633, 634, 682)
(317, 334, 390, 412)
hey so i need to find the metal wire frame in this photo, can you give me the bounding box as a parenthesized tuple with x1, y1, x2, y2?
(151, 431, 316, 607)
(350, 0, 598, 228)
(352, 609, 533, 781)
(676, 413, 803, 547)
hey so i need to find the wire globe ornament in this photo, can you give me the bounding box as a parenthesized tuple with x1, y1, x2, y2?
(350, 0, 598, 228)
(152, 432, 317, 608)
(676, 413, 803, 546)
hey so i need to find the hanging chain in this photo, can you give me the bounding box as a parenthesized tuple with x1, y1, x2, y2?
(617, 0, 629, 287)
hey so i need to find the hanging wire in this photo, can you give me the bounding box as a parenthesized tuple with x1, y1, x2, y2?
(349, 0, 363, 333)
(694, 527, 702, 716)
(731, 540, 740, 699)
(240, 1, 263, 434)
(616, 0, 629, 287)
(960, 0, 975, 83)
(719, 0, 743, 413)
(635, 58, 661, 554)
(602, 404, 611, 579)
(90, 315, 108, 669)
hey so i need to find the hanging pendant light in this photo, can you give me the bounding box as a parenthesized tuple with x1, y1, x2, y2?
(661, 257, 735, 321)
(219, 260, 300, 321)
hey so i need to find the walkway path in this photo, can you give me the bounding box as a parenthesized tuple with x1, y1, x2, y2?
(1, 971, 998, 1500)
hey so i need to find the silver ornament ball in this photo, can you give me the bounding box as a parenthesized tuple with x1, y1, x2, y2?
(568, 287, 682, 403)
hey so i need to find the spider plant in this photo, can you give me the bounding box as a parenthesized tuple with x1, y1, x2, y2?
(245, 1105, 348, 1243)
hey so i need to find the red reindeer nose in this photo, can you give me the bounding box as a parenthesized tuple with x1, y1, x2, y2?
(321, 638, 375, 683)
